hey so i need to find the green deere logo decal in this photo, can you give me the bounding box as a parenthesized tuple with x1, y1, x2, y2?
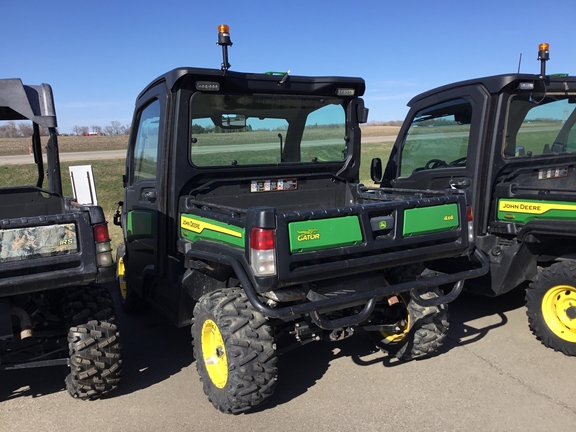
(378, 221, 387, 229)
(297, 228, 320, 241)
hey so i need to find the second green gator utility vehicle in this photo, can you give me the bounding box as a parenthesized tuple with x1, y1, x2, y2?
(373, 43, 576, 356)
(115, 25, 488, 413)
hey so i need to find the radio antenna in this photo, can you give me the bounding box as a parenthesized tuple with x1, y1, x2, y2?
(517, 53, 522, 73)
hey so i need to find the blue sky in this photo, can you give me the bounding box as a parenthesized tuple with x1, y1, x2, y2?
(2, 0, 575, 134)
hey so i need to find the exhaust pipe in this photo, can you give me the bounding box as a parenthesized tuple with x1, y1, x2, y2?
(10, 307, 33, 339)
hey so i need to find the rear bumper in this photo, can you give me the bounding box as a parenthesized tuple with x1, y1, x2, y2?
(0, 262, 115, 297)
(184, 247, 489, 325)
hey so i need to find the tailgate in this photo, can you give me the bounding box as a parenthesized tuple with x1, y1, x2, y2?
(275, 194, 468, 283)
(179, 192, 470, 286)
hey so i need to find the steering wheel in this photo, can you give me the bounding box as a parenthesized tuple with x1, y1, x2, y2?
(424, 158, 448, 170)
(448, 156, 467, 167)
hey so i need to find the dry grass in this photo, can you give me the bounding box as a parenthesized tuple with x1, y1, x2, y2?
(0, 135, 127, 156)
(360, 125, 400, 138)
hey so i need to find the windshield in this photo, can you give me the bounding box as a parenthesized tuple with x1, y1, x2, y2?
(504, 94, 576, 158)
(190, 93, 347, 166)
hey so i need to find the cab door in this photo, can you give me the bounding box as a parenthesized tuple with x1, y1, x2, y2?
(383, 85, 490, 232)
(122, 86, 165, 295)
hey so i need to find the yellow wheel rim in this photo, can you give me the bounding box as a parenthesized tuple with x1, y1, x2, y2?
(542, 284, 576, 343)
(117, 256, 127, 301)
(201, 319, 228, 388)
(380, 296, 411, 343)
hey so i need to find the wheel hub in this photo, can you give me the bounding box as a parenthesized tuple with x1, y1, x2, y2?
(379, 296, 410, 344)
(117, 257, 127, 301)
(542, 285, 576, 343)
(201, 319, 228, 388)
(566, 306, 576, 320)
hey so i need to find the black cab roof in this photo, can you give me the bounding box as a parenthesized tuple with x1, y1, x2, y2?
(136, 67, 366, 103)
(0, 78, 57, 128)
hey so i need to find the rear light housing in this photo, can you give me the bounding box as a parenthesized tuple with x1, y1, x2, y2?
(466, 205, 474, 244)
(250, 227, 276, 276)
(93, 223, 113, 267)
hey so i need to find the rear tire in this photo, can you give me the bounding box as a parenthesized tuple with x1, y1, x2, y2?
(371, 287, 449, 360)
(191, 288, 277, 414)
(62, 285, 122, 399)
(526, 262, 576, 356)
(66, 320, 122, 399)
(62, 284, 116, 325)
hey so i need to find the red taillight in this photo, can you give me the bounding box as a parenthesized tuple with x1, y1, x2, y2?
(250, 228, 275, 250)
(93, 223, 110, 243)
(93, 223, 113, 267)
(466, 205, 473, 222)
(250, 228, 276, 276)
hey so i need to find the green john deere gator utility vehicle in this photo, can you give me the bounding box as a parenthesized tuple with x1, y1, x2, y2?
(115, 25, 488, 413)
(373, 43, 576, 356)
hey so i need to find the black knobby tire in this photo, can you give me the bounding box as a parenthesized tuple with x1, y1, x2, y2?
(191, 288, 278, 414)
(66, 320, 122, 400)
(62, 285, 116, 325)
(372, 287, 449, 361)
(526, 261, 576, 356)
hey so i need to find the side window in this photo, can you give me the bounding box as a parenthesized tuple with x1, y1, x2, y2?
(399, 99, 472, 177)
(505, 96, 576, 157)
(568, 126, 576, 151)
(132, 100, 160, 182)
(301, 104, 346, 162)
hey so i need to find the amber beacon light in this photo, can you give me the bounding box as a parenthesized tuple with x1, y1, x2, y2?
(217, 24, 233, 71)
(537, 43, 549, 77)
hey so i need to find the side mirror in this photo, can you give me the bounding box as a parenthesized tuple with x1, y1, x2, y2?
(358, 106, 369, 124)
(355, 99, 369, 124)
(370, 158, 382, 183)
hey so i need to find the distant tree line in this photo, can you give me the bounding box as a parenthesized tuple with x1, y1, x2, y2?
(524, 117, 563, 124)
(366, 120, 403, 126)
(71, 121, 131, 136)
(0, 120, 131, 138)
(0, 121, 49, 138)
(192, 124, 253, 134)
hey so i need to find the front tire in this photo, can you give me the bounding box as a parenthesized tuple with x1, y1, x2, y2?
(371, 287, 449, 360)
(526, 262, 576, 356)
(191, 288, 277, 414)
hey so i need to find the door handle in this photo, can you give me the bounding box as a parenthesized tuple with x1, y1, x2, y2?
(449, 178, 470, 189)
(143, 190, 157, 202)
